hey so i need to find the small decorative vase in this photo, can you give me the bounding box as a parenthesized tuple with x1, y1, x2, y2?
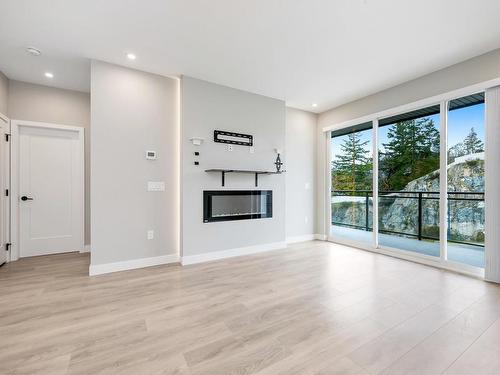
(275, 153, 283, 173)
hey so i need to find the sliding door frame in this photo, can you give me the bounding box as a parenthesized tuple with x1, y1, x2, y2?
(439, 101, 448, 263)
(325, 132, 332, 240)
(325, 78, 499, 279)
(372, 119, 379, 248)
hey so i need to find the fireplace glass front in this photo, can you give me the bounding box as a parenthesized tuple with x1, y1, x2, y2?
(203, 190, 272, 223)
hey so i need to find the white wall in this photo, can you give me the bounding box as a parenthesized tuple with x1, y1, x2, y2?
(7, 80, 91, 244)
(90, 61, 178, 268)
(316, 48, 500, 237)
(0, 71, 8, 116)
(315, 124, 328, 238)
(181, 76, 286, 259)
(285, 108, 316, 240)
(485, 86, 500, 283)
(319, 48, 500, 128)
(4, 65, 318, 270)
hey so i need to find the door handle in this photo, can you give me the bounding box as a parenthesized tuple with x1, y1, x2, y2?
(20, 196, 33, 201)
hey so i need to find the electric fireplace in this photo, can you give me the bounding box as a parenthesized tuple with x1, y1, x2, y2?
(203, 190, 272, 223)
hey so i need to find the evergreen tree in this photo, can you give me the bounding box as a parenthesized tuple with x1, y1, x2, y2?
(463, 127, 484, 154)
(420, 118, 440, 155)
(332, 132, 372, 191)
(379, 118, 439, 191)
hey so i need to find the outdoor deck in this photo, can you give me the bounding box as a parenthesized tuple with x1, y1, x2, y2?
(330, 225, 484, 268)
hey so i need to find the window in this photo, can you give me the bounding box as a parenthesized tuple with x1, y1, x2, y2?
(330, 122, 373, 245)
(328, 91, 488, 271)
(446, 93, 485, 267)
(378, 105, 440, 256)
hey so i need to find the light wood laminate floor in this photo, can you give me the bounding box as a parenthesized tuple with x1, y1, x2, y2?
(1, 241, 500, 375)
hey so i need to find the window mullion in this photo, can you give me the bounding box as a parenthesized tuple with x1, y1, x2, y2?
(439, 101, 448, 262)
(372, 119, 379, 249)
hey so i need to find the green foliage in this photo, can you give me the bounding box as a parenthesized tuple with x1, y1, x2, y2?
(332, 132, 372, 191)
(463, 127, 484, 154)
(475, 231, 485, 243)
(465, 159, 481, 169)
(379, 118, 440, 191)
(332, 119, 483, 195)
(422, 225, 440, 238)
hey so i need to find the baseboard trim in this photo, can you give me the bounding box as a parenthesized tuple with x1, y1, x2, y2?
(315, 234, 327, 240)
(181, 241, 287, 266)
(286, 234, 316, 244)
(89, 254, 179, 276)
(80, 245, 91, 253)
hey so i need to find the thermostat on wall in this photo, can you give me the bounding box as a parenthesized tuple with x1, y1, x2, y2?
(146, 150, 157, 160)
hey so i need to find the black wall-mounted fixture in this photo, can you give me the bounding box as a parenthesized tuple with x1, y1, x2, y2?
(214, 130, 253, 146)
(205, 169, 282, 187)
(203, 190, 272, 223)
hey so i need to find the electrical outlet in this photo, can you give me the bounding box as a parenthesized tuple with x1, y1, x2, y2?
(305, 216, 309, 224)
(147, 230, 154, 240)
(227, 144, 233, 152)
(249, 146, 255, 154)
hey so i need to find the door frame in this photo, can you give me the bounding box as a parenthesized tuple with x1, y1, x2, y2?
(0, 112, 10, 264)
(10, 120, 84, 261)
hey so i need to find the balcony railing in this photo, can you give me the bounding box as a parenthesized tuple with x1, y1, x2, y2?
(331, 190, 484, 247)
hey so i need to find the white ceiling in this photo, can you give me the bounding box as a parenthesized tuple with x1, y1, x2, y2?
(2, 0, 500, 113)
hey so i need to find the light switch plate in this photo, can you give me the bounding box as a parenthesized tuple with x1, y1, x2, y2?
(147, 181, 165, 191)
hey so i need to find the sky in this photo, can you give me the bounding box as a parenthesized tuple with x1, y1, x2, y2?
(331, 102, 485, 163)
(448, 103, 484, 146)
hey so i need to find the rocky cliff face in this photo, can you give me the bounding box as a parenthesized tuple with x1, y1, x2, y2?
(332, 154, 484, 244)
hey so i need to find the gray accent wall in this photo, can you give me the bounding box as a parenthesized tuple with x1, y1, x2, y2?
(285, 108, 316, 239)
(7, 80, 91, 244)
(181, 76, 286, 257)
(90, 61, 178, 265)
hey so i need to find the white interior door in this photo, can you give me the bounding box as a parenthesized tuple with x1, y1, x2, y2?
(0, 120, 8, 265)
(18, 124, 83, 257)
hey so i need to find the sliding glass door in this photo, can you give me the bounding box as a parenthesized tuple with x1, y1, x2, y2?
(329, 91, 486, 271)
(377, 106, 441, 257)
(446, 94, 485, 267)
(330, 122, 373, 246)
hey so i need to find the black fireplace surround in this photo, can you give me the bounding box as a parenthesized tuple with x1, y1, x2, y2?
(203, 190, 272, 223)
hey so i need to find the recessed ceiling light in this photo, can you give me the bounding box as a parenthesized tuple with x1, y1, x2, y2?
(26, 47, 41, 56)
(312, 103, 318, 108)
(44, 72, 54, 78)
(126, 53, 136, 60)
